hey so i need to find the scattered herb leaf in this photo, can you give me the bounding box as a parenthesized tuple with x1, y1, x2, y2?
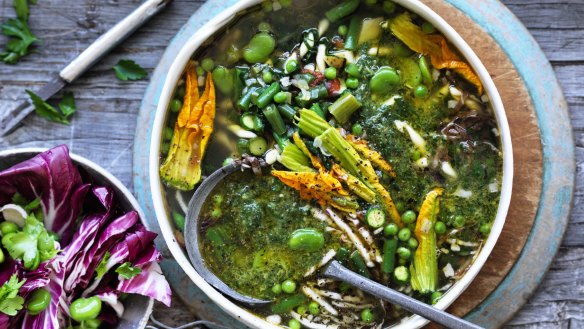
(13, 0, 30, 21)
(115, 262, 142, 280)
(26, 90, 77, 124)
(113, 59, 147, 81)
(0, 274, 26, 316)
(0, 18, 38, 64)
(95, 252, 111, 279)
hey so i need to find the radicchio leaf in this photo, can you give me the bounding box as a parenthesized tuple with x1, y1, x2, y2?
(0, 145, 89, 244)
(20, 270, 66, 329)
(117, 262, 171, 307)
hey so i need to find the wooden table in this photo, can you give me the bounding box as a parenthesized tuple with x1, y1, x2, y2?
(0, 1, 581, 328)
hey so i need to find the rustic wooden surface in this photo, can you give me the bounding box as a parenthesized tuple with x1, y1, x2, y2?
(0, 1, 581, 328)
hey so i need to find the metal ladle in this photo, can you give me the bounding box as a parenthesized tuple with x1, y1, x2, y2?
(184, 162, 483, 329)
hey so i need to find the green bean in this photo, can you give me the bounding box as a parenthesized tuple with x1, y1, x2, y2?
(382, 238, 398, 273)
(336, 247, 350, 264)
(26, 289, 51, 315)
(271, 294, 307, 314)
(262, 104, 287, 135)
(243, 32, 276, 64)
(310, 103, 325, 118)
(233, 66, 249, 101)
(237, 86, 259, 111)
(370, 67, 400, 94)
(172, 211, 185, 232)
(419, 56, 432, 85)
(293, 73, 315, 84)
(273, 132, 290, 150)
(325, 0, 360, 22)
(255, 82, 281, 108)
(329, 92, 362, 124)
(350, 251, 370, 279)
(0, 221, 19, 236)
(212, 66, 234, 95)
(69, 297, 102, 322)
(288, 228, 325, 252)
(345, 16, 361, 50)
(277, 104, 297, 120)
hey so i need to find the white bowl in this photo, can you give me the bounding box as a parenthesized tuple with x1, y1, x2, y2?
(0, 148, 154, 329)
(149, 1, 514, 328)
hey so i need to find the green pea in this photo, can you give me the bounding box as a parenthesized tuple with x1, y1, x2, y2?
(243, 32, 276, 64)
(384, 223, 398, 236)
(164, 127, 173, 140)
(176, 85, 186, 99)
(345, 63, 361, 78)
(172, 211, 185, 232)
(338, 25, 348, 36)
(434, 221, 446, 234)
(382, 1, 396, 14)
(408, 237, 419, 249)
(285, 59, 299, 74)
(398, 227, 411, 241)
(212, 66, 234, 95)
(161, 142, 170, 155)
(211, 208, 222, 218)
(414, 85, 429, 98)
(431, 291, 443, 305)
(83, 319, 102, 329)
(324, 67, 337, 80)
(480, 223, 492, 235)
(288, 319, 301, 329)
(281, 279, 297, 294)
(397, 247, 411, 260)
(262, 70, 274, 83)
(402, 210, 417, 224)
(308, 301, 320, 315)
(395, 201, 405, 213)
(346, 77, 359, 89)
(0, 221, 19, 236)
(453, 215, 465, 228)
(170, 99, 182, 113)
(258, 22, 271, 32)
(273, 91, 290, 104)
(361, 308, 375, 323)
(0, 248, 4, 264)
(196, 66, 205, 77)
(201, 58, 215, 72)
(422, 22, 436, 34)
(272, 283, 282, 295)
(26, 289, 51, 315)
(69, 297, 102, 322)
(351, 123, 363, 135)
(296, 305, 307, 315)
(288, 228, 324, 252)
(370, 67, 400, 94)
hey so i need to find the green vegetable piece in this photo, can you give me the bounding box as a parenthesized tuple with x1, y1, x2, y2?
(422, 22, 436, 34)
(431, 291, 443, 305)
(263, 104, 287, 135)
(351, 123, 363, 135)
(384, 223, 398, 236)
(382, 238, 398, 274)
(262, 70, 274, 83)
(366, 207, 386, 228)
(277, 104, 297, 120)
(345, 16, 361, 50)
(201, 58, 215, 72)
(350, 251, 370, 279)
(399, 58, 422, 88)
(273, 91, 289, 104)
(249, 137, 268, 156)
(237, 86, 260, 111)
(113, 59, 147, 81)
(0, 18, 38, 64)
(243, 32, 276, 64)
(419, 56, 432, 85)
(236, 138, 250, 154)
(434, 221, 446, 234)
(408, 237, 419, 249)
(288, 319, 301, 329)
(288, 228, 325, 252)
(170, 99, 182, 113)
(370, 67, 400, 95)
(382, 0, 396, 14)
(393, 265, 410, 283)
(325, 0, 359, 22)
(26, 90, 76, 125)
(272, 283, 282, 295)
(346, 77, 359, 89)
(271, 294, 307, 314)
(329, 92, 362, 124)
(0, 274, 26, 316)
(26, 288, 51, 316)
(397, 247, 411, 260)
(453, 215, 465, 228)
(69, 297, 102, 322)
(324, 67, 337, 80)
(163, 127, 173, 141)
(116, 262, 142, 280)
(281, 279, 297, 293)
(255, 82, 281, 109)
(0, 248, 4, 264)
(338, 25, 348, 36)
(415, 85, 429, 98)
(212, 66, 234, 95)
(398, 227, 411, 241)
(361, 308, 375, 323)
(345, 63, 361, 78)
(14, 0, 30, 21)
(285, 59, 299, 74)
(83, 319, 102, 329)
(171, 211, 186, 232)
(0, 222, 19, 236)
(480, 223, 492, 235)
(308, 301, 320, 315)
(402, 210, 417, 224)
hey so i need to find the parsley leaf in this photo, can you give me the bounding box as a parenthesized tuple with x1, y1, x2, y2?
(1, 18, 38, 64)
(0, 274, 26, 316)
(26, 90, 77, 124)
(115, 262, 142, 280)
(13, 0, 30, 21)
(95, 252, 111, 279)
(113, 59, 147, 81)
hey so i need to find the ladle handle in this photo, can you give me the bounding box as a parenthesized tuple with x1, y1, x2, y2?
(323, 261, 483, 329)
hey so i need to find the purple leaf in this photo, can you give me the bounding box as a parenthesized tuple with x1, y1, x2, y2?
(117, 262, 171, 307)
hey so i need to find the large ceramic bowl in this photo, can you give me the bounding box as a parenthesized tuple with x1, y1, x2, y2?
(0, 148, 153, 329)
(149, 0, 514, 328)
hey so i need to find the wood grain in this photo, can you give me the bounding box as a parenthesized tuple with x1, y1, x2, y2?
(0, 1, 581, 328)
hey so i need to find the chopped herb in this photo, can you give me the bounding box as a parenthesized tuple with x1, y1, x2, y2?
(0, 19, 38, 64)
(115, 262, 142, 280)
(14, 0, 30, 21)
(95, 252, 111, 279)
(0, 274, 26, 316)
(26, 90, 77, 124)
(113, 59, 147, 81)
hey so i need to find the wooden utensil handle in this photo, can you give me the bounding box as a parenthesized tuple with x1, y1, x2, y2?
(59, 0, 171, 83)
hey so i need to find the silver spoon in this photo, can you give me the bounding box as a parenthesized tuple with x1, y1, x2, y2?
(184, 162, 483, 329)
